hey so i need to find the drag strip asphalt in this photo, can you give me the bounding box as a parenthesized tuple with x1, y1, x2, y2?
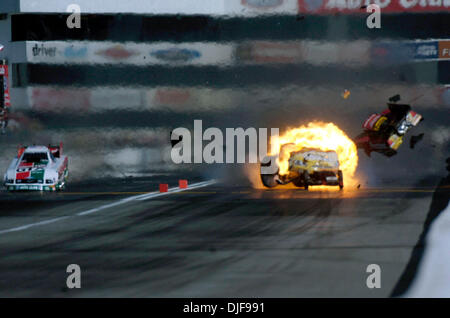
(0, 176, 446, 297)
(0, 180, 216, 234)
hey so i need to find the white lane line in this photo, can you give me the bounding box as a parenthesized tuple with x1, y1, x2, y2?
(0, 180, 216, 235)
(135, 180, 216, 201)
(404, 202, 450, 297)
(0, 216, 71, 234)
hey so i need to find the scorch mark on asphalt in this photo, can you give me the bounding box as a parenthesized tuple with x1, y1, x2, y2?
(0, 180, 216, 235)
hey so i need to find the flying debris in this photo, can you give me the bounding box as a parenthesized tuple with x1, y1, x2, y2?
(388, 94, 401, 103)
(342, 89, 351, 99)
(355, 100, 423, 157)
(410, 133, 424, 149)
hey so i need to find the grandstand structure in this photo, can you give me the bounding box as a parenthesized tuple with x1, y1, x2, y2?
(0, 0, 448, 113)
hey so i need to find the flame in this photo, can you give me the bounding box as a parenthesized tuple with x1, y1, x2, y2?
(270, 122, 358, 184)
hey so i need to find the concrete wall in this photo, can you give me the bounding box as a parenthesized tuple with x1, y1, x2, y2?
(0, 0, 18, 13)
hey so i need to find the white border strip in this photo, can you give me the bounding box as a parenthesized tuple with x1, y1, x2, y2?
(404, 202, 450, 297)
(0, 179, 216, 235)
(12, 0, 299, 15)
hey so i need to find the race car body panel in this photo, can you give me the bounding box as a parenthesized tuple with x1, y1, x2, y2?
(261, 148, 343, 190)
(3, 144, 68, 191)
(406, 111, 422, 126)
(355, 102, 423, 157)
(288, 149, 339, 174)
(387, 134, 403, 150)
(363, 114, 386, 131)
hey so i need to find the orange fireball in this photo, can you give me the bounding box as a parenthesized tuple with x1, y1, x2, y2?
(270, 122, 358, 183)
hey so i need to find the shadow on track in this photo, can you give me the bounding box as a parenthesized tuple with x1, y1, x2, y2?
(391, 158, 450, 297)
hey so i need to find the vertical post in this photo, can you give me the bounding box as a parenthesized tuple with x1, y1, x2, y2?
(0, 59, 4, 109)
(0, 59, 8, 134)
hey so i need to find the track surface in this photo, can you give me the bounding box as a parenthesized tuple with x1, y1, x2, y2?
(0, 175, 443, 297)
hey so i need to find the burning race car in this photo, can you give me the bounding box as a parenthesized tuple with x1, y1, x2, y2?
(3, 144, 68, 191)
(355, 102, 423, 157)
(261, 147, 344, 190)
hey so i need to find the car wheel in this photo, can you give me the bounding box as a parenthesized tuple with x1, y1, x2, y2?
(303, 171, 310, 191)
(261, 173, 279, 188)
(260, 156, 280, 188)
(338, 170, 344, 190)
(292, 177, 304, 188)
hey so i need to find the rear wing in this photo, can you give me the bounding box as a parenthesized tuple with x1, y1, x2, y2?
(48, 142, 63, 158)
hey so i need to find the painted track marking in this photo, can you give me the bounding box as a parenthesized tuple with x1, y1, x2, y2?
(7, 186, 446, 196)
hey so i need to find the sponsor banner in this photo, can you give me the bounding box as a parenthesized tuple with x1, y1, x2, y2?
(439, 40, 450, 59)
(26, 41, 234, 66)
(371, 40, 449, 64)
(148, 44, 232, 66)
(0, 65, 11, 107)
(412, 41, 439, 60)
(24, 40, 449, 67)
(298, 0, 450, 14)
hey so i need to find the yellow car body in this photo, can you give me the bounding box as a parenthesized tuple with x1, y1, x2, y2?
(288, 149, 340, 175)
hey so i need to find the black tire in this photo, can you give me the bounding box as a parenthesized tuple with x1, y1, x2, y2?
(292, 177, 304, 188)
(260, 156, 280, 188)
(338, 170, 344, 190)
(303, 171, 310, 191)
(261, 173, 279, 188)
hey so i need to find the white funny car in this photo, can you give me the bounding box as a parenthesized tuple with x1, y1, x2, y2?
(3, 144, 68, 191)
